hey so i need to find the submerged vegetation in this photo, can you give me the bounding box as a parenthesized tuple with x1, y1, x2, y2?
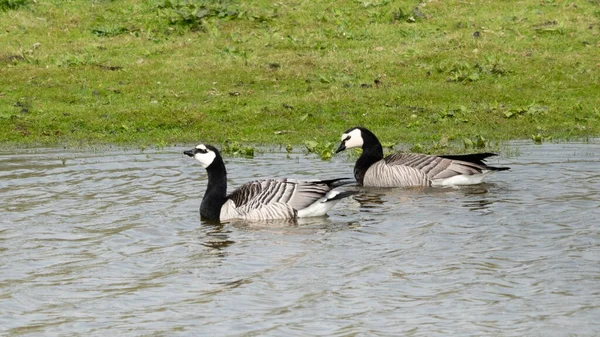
(0, 0, 598, 152)
(221, 140, 255, 157)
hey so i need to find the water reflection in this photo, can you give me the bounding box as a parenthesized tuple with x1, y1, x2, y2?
(462, 198, 496, 212)
(201, 223, 235, 252)
(351, 190, 387, 209)
(351, 183, 500, 214)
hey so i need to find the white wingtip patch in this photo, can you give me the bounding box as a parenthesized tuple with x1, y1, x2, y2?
(324, 190, 340, 201)
(297, 190, 345, 218)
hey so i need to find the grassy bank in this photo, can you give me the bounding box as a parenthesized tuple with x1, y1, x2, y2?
(1, 0, 599, 152)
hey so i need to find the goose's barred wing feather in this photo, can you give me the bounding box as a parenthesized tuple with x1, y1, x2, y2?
(221, 199, 297, 221)
(227, 178, 333, 211)
(383, 152, 489, 180)
(364, 161, 428, 187)
(227, 180, 264, 207)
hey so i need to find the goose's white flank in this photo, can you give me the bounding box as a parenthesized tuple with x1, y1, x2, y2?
(336, 127, 510, 188)
(184, 144, 356, 222)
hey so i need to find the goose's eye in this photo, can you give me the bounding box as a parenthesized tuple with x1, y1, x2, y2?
(344, 135, 351, 142)
(197, 148, 208, 154)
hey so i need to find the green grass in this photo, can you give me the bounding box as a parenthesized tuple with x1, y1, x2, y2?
(1, 0, 599, 152)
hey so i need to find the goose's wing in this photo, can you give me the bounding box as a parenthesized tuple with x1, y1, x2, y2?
(227, 178, 332, 211)
(385, 152, 488, 178)
(364, 153, 490, 187)
(226, 180, 265, 207)
(365, 154, 429, 187)
(220, 199, 296, 221)
(282, 179, 336, 209)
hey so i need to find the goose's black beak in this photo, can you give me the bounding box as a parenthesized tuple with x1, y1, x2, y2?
(335, 142, 346, 153)
(183, 149, 196, 157)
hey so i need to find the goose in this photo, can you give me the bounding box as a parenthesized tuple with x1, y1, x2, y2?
(335, 127, 510, 187)
(184, 144, 356, 222)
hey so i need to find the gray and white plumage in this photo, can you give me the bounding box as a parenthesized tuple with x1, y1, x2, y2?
(336, 127, 510, 188)
(221, 178, 351, 221)
(184, 144, 355, 222)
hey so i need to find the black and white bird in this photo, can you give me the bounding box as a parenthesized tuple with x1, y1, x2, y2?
(336, 127, 510, 187)
(184, 144, 355, 222)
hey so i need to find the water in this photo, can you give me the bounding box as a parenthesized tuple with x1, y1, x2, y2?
(0, 141, 599, 336)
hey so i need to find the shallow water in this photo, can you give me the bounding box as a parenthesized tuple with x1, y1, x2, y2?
(0, 141, 599, 336)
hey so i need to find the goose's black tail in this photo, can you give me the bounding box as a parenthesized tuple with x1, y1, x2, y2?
(439, 152, 510, 171)
(320, 177, 356, 188)
(326, 190, 359, 202)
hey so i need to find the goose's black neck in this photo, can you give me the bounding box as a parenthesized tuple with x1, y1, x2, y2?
(200, 156, 228, 221)
(354, 129, 384, 185)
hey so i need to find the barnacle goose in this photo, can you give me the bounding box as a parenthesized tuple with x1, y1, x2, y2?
(336, 127, 510, 188)
(184, 144, 355, 222)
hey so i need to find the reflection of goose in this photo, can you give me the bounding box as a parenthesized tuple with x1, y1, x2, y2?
(459, 184, 497, 211)
(203, 227, 235, 250)
(462, 198, 495, 211)
(336, 127, 510, 187)
(350, 191, 387, 208)
(184, 144, 355, 222)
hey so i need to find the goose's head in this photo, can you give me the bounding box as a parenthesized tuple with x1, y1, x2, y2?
(184, 144, 219, 168)
(336, 127, 365, 153)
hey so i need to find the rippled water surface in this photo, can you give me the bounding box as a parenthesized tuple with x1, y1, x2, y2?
(1, 141, 599, 336)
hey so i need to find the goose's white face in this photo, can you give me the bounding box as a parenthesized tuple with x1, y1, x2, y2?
(340, 128, 364, 149)
(191, 144, 216, 168)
